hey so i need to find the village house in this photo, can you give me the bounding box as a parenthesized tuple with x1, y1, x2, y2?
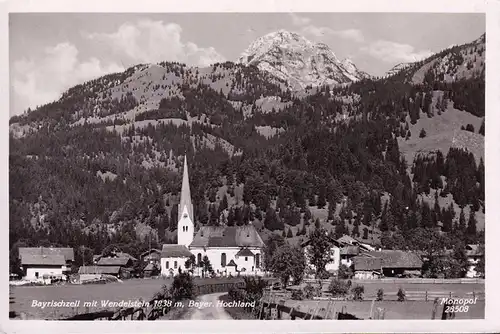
(78, 265, 122, 280)
(160, 244, 193, 277)
(301, 236, 341, 277)
(352, 257, 382, 279)
(160, 156, 265, 277)
(18, 247, 74, 281)
(353, 250, 423, 278)
(140, 249, 162, 265)
(95, 253, 136, 279)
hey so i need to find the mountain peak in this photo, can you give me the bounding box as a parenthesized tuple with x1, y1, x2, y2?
(238, 30, 368, 89)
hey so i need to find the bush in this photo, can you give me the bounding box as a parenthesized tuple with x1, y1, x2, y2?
(291, 289, 304, 300)
(303, 283, 316, 299)
(169, 271, 195, 300)
(376, 288, 384, 301)
(338, 264, 354, 279)
(397, 287, 406, 302)
(352, 285, 365, 301)
(328, 278, 350, 297)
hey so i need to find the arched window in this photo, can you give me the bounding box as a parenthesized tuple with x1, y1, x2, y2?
(221, 253, 227, 267)
(255, 254, 260, 268)
(197, 253, 202, 265)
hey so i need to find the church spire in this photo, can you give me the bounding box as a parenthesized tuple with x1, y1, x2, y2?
(178, 155, 194, 222)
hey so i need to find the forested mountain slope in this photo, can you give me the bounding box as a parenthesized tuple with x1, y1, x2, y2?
(9, 32, 485, 269)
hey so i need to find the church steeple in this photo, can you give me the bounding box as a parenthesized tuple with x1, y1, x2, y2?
(178, 155, 194, 222)
(177, 155, 194, 247)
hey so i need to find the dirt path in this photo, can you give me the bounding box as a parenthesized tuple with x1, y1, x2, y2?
(183, 293, 233, 320)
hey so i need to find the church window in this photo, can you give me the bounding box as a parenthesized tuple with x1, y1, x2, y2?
(245, 257, 248, 262)
(221, 253, 226, 267)
(256, 254, 260, 268)
(166, 261, 169, 269)
(197, 253, 202, 265)
(174, 261, 178, 269)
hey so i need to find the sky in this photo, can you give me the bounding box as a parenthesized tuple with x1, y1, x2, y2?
(9, 13, 485, 116)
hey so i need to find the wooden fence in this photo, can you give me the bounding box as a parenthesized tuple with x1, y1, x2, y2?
(304, 278, 485, 285)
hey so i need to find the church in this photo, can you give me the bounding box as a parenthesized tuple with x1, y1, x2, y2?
(160, 156, 265, 277)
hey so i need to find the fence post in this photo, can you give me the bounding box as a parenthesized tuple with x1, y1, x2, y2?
(425, 291, 428, 302)
(473, 291, 475, 299)
(449, 292, 452, 299)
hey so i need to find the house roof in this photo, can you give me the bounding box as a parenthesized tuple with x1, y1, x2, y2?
(19, 247, 74, 262)
(21, 254, 66, 266)
(340, 245, 360, 256)
(140, 249, 161, 258)
(161, 244, 192, 258)
(227, 259, 237, 267)
(236, 248, 255, 257)
(97, 257, 132, 266)
(363, 250, 423, 269)
(353, 257, 382, 271)
(190, 225, 264, 248)
(78, 266, 121, 275)
(337, 235, 359, 245)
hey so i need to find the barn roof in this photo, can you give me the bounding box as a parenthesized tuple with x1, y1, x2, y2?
(97, 257, 132, 266)
(353, 257, 382, 271)
(78, 266, 121, 274)
(161, 244, 192, 258)
(227, 259, 237, 267)
(337, 235, 359, 245)
(21, 254, 66, 266)
(190, 225, 264, 248)
(19, 247, 74, 262)
(364, 250, 423, 269)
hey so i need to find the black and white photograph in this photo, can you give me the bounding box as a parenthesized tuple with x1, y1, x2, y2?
(5, 2, 497, 332)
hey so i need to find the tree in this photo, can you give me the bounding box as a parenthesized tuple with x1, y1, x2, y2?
(263, 234, 286, 271)
(269, 243, 306, 287)
(466, 210, 477, 242)
(307, 227, 334, 279)
(475, 244, 485, 277)
(200, 255, 214, 278)
(184, 254, 197, 275)
(419, 128, 427, 138)
(169, 270, 195, 300)
(286, 228, 293, 238)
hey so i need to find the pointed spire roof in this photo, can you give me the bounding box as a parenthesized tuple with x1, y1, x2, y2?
(178, 155, 194, 222)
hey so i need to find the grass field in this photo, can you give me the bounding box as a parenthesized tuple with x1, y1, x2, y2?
(10, 277, 242, 320)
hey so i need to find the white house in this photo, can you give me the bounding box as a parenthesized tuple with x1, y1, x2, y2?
(160, 244, 193, 277)
(18, 247, 74, 281)
(465, 244, 484, 278)
(301, 237, 341, 277)
(160, 156, 265, 277)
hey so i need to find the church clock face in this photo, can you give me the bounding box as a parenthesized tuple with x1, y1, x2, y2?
(183, 213, 188, 218)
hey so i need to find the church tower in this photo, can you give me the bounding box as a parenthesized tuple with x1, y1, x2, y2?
(177, 156, 194, 247)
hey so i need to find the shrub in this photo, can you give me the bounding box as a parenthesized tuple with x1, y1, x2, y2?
(376, 288, 384, 301)
(338, 264, 354, 279)
(169, 271, 195, 300)
(397, 287, 406, 302)
(303, 282, 316, 299)
(328, 278, 350, 297)
(291, 289, 304, 300)
(352, 285, 365, 301)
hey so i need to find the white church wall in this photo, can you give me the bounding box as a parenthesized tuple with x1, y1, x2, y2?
(160, 257, 189, 277)
(190, 247, 263, 275)
(177, 208, 194, 247)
